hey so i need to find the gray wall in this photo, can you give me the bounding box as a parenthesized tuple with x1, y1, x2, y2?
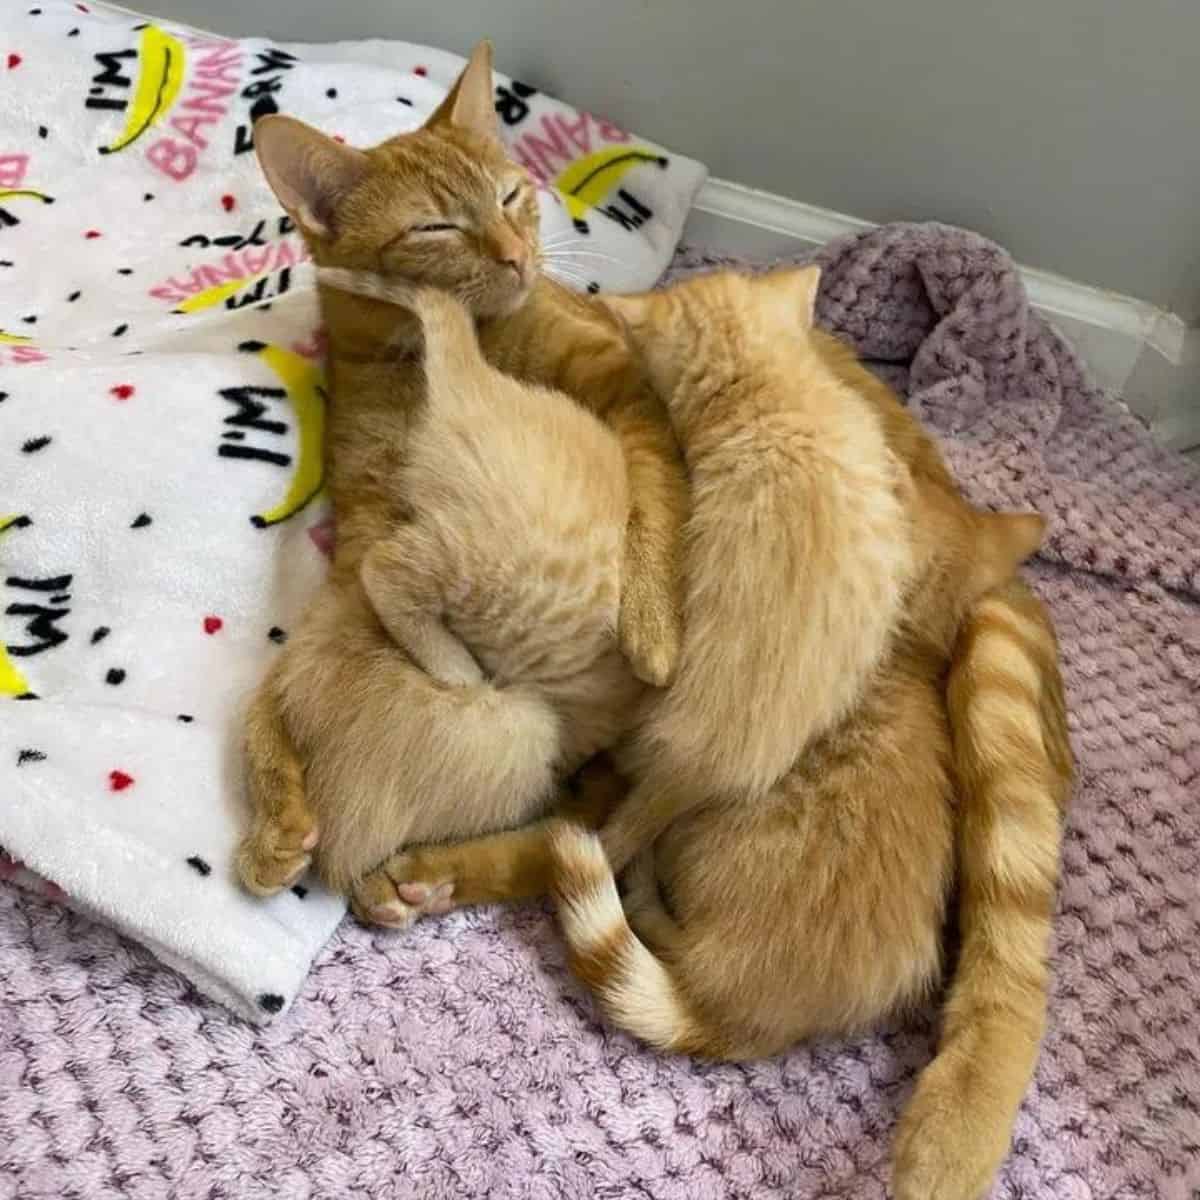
(139, 0, 1200, 317)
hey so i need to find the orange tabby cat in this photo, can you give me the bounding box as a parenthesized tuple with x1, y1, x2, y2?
(361, 269, 1071, 1200)
(253, 279, 640, 908)
(236, 43, 684, 898)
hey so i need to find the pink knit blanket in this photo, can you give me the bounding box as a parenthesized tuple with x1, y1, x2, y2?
(3, 223, 1197, 1199)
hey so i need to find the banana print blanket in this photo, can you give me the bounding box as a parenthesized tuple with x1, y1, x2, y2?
(0, 0, 707, 1022)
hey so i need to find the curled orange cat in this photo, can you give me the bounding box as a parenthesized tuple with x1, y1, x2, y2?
(236, 43, 685, 899)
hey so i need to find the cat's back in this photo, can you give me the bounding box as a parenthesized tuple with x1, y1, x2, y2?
(407, 351, 626, 528)
(406, 367, 630, 686)
(688, 335, 897, 490)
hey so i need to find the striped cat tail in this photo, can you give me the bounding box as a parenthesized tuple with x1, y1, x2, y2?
(894, 578, 1073, 1200)
(550, 824, 739, 1059)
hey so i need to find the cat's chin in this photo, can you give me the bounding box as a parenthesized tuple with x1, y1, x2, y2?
(484, 279, 536, 319)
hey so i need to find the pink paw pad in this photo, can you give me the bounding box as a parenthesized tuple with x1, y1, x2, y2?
(396, 882, 432, 906)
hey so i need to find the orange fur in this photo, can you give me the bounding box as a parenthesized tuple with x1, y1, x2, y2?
(385, 271, 1069, 1200)
(236, 44, 684, 900)
(238, 42, 1072, 1200)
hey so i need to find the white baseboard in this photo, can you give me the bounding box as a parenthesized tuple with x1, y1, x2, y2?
(685, 178, 1200, 451)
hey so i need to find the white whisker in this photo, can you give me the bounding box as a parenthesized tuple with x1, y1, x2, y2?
(544, 265, 589, 284)
(542, 249, 623, 265)
(543, 265, 591, 292)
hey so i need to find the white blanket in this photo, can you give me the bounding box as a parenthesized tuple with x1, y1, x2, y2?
(0, 0, 708, 1023)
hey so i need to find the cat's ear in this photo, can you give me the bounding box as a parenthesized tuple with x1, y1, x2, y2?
(760, 265, 821, 327)
(254, 114, 370, 239)
(969, 511, 1046, 596)
(425, 41, 500, 142)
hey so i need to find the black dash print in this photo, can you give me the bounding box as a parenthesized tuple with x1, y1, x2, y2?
(105, 668, 126, 686)
(111, 324, 128, 337)
(117, 267, 133, 276)
(21, 315, 36, 324)
(220, 430, 246, 441)
(325, 87, 338, 99)
(17, 749, 46, 766)
(15, 692, 38, 700)
(237, 339, 267, 353)
(396, 96, 412, 106)
(130, 513, 152, 529)
(143, 193, 154, 202)
(177, 713, 194, 723)
(268, 626, 287, 644)
(6, 574, 69, 592)
(90, 625, 110, 644)
(0, 392, 7, 403)
(22, 436, 51, 454)
(221, 445, 289, 467)
(257, 993, 284, 1014)
(67, 290, 81, 302)
(67, 26, 79, 36)
(37, 126, 47, 139)
(49, 594, 70, 606)
(29, 7, 43, 13)
(9, 515, 30, 527)
(291, 884, 308, 899)
(586, 282, 600, 294)
(186, 855, 212, 877)
(0, 260, 13, 267)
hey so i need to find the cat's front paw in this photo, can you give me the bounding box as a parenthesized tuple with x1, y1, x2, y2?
(618, 575, 681, 688)
(892, 1047, 1015, 1200)
(350, 851, 457, 930)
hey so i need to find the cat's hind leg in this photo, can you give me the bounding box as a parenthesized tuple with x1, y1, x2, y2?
(351, 753, 628, 928)
(236, 663, 318, 895)
(620, 847, 679, 957)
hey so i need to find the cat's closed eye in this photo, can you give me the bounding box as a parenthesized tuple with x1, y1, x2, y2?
(502, 186, 522, 207)
(410, 222, 460, 235)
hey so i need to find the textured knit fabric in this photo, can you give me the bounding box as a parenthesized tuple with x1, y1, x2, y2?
(0, 0, 706, 1022)
(2, 225, 1198, 1196)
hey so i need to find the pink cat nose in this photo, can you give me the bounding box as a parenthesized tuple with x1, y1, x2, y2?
(502, 250, 528, 279)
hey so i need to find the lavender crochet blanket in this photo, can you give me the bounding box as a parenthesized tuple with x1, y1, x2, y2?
(3, 223, 1198, 1199)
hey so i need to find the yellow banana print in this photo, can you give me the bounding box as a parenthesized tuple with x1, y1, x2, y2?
(99, 26, 187, 155)
(174, 266, 300, 315)
(554, 147, 667, 232)
(0, 189, 54, 206)
(175, 279, 254, 315)
(0, 651, 27, 699)
(0, 332, 34, 344)
(241, 342, 327, 528)
(0, 516, 31, 698)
